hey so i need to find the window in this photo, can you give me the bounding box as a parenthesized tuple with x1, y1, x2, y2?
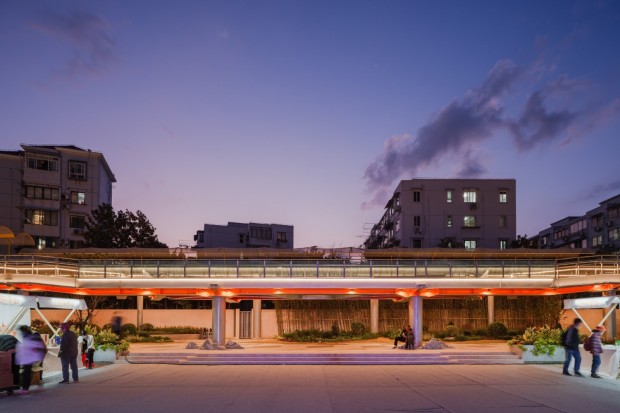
(276, 232, 287, 242)
(570, 220, 587, 233)
(69, 215, 86, 229)
(464, 216, 477, 227)
(446, 190, 453, 203)
(25, 209, 58, 226)
(250, 227, 272, 240)
(464, 240, 477, 249)
(554, 228, 569, 240)
(68, 161, 87, 180)
(25, 185, 59, 200)
(71, 191, 86, 205)
(412, 239, 422, 248)
(499, 240, 508, 250)
(239, 234, 246, 244)
(463, 189, 477, 203)
(499, 191, 507, 203)
(26, 155, 58, 171)
(592, 235, 603, 247)
(447, 215, 453, 228)
(592, 215, 603, 228)
(413, 216, 421, 227)
(609, 228, 620, 241)
(499, 215, 507, 228)
(609, 207, 620, 218)
(413, 191, 421, 203)
(541, 236, 548, 246)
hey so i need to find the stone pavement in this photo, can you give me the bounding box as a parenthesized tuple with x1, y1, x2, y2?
(1, 361, 619, 413)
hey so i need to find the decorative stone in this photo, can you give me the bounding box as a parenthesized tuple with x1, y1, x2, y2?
(185, 341, 199, 349)
(225, 340, 244, 349)
(421, 338, 451, 350)
(200, 339, 225, 350)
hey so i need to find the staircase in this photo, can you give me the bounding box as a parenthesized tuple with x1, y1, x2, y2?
(125, 351, 521, 365)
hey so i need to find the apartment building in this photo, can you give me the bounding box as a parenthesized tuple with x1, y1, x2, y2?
(536, 193, 620, 251)
(0, 145, 116, 250)
(364, 178, 517, 249)
(194, 222, 294, 249)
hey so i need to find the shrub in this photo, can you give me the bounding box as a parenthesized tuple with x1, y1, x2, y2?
(444, 325, 460, 337)
(141, 323, 155, 332)
(487, 322, 508, 339)
(474, 328, 488, 337)
(30, 319, 53, 335)
(507, 325, 563, 356)
(121, 323, 138, 336)
(125, 335, 173, 343)
(350, 322, 367, 336)
(151, 326, 202, 334)
(331, 324, 340, 337)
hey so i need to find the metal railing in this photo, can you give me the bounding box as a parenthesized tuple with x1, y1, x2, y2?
(2, 254, 618, 281)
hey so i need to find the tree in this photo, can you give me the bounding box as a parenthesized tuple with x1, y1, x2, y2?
(510, 234, 538, 249)
(84, 204, 168, 248)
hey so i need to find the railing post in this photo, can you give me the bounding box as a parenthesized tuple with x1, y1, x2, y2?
(369, 260, 373, 278)
(342, 259, 346, 278)
(236, 259, 240, 278)
(184, 259, 187, 278)
(104, 259, 107, 278)
(290, 259, 293, 278)
(316, 260, 319, 278)
(396, 259, 399, 277)
(449, 262, 452, 277)
(528, 259, 531, 278)
(501, 260, 505, 278)
(130, 259, 133, 278)
(263, 259, 266, 278)
(414, 260, 417, 277)
(208, 259, 211, 278)
(424, 260, 428, 277)
(157, 260, 160, 278)
(475, 260, 478, 277)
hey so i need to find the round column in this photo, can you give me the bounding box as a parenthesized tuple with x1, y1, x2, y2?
(252, 299, 262, 338)
(370, 299, 379, 333)
(408, 296, 423, 348)
(212, 296, 227, 347)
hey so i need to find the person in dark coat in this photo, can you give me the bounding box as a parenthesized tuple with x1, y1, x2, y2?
(58, 323, 79, 383)
(392, 325, 410, 349)
(562, 318, 583, 377)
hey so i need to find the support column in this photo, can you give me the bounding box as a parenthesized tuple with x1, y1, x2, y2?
(408, 296, 423, 349)
(212, 296, 226, 347)
(370, 299, 379, 333)
(487, 295, 495, 325)
(136, 295, 144, 329)
(603, 290, 617, 341)
(252, 299, 262, 339)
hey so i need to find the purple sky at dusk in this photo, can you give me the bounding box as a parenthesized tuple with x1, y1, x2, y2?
(1, 1, 620, 248)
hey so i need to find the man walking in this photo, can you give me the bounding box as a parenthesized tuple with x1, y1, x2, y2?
(562, 318, 583, 377)
(59, 323, 79, 383)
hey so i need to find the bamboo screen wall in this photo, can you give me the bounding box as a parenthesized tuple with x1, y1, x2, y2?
(275, 297, 563, 334)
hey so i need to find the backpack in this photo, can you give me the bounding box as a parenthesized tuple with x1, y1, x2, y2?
(583, 335, 593, 352)
(560, 328, 570, 348)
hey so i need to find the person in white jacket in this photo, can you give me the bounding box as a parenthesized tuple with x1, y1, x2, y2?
(78, 331, 95, 369)
(15, 325, 47, 395)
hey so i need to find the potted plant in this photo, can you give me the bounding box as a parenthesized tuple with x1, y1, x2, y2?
(93, 328, 130, 362)
(508, 325, 564, 363)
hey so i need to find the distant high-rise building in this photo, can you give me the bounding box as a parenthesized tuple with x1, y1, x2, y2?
(364, 178, 517, 249)
(535, 193, 620, 251)
(194, 222, 294, 249)
(0, 145, 116, 249)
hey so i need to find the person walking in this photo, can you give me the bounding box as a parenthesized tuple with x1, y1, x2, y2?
(562, 318, 583, 377)
(59, 323, 79, 383)
(15, 325, 47, 395)
(589, 325, 605, 378)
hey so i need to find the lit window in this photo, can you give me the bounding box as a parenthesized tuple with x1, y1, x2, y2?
(464, 216, 477, 227)
(446, 190, 453, 203)
(277, 232, 287, 242)
(413, 191, 421, 203)
(463, 190, 476, 203)
(592, 235, 602, 247)
(499, 191, 507, 203)
(71, 191, 86, 205)
(609, 228, 620, 241)
(464, 240, 477, 249)
(499, 240, 507, 249)
(447, 215, 453, 228)
(25, 209, 58, 226)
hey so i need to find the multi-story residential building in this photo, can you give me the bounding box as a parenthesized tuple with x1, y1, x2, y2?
(364, 178, 517, 249)
(194, 222, 294, 249)
(536, 193, 620, 251)
(0, 145, 116, 250)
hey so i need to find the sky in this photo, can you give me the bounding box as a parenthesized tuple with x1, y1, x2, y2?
(1, 0, 620, 248)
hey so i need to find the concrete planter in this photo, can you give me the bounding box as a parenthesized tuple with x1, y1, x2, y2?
(93, 348, 117, 363)
(510, 344, 565, 364)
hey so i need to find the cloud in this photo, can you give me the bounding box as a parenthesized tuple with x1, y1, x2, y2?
(362, 60, 620, 207)
(586, 180, 620, 200)
(31, 10, 116, 77)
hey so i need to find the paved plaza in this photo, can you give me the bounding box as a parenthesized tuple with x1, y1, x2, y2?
(1, 357, 619, 413)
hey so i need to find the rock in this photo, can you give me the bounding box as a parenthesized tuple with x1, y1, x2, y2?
(185, 341, 199, 349)
(200, 339, 225, 350)
(421, 338, 451, 350)
(225, 340, 244, 350)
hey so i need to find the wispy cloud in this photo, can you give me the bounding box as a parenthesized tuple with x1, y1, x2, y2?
(362, 59, 620, 208)
(31, 10, 116, 77)
(586, 180, 620, 200)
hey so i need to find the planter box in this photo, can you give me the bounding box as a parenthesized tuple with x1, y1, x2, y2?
(93, 349, 117, 363)
(510, 345, 565, 364)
